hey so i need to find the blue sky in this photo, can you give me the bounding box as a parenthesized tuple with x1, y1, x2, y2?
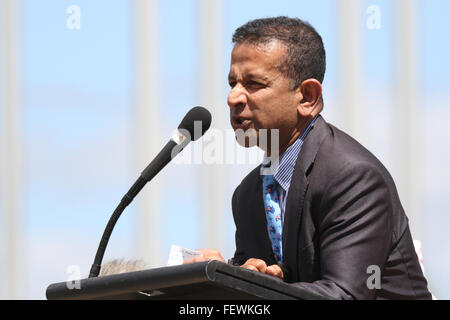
(4, 0, 449, 299)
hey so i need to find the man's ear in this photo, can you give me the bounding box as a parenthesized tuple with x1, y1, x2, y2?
(296, 79, 322, 117)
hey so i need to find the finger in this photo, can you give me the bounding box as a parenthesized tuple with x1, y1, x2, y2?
(195, 249, 225, 262)
(241, 258, 267, 273)
(241, 264, 259, 272)
(266, 265, 284, 279)
(183, 256, 204, 264)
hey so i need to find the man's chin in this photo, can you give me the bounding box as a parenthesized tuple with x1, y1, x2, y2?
(235, 136, 258, 148)
(234, 128, 259, 148)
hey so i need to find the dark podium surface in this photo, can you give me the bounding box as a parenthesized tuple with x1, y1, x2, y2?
(46, 260, 327, 300)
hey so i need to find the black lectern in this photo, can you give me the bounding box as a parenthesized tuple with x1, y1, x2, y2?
(46, 260, 326, 300)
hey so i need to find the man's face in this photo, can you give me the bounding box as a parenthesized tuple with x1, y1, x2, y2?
(227, 40, 300, 152)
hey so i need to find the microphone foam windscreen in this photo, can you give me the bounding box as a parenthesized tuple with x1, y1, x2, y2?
(178, 106, 212, 141)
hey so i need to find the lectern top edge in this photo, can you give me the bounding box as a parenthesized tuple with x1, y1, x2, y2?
(46, 260, 327, 300)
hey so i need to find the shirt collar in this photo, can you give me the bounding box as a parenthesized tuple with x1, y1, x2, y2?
(261, 116, 318, 192)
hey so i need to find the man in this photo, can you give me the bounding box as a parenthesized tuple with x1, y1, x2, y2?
(187, 16, 432, 299)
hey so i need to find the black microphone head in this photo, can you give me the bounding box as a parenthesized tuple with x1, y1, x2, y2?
(178, 106, 212, 141)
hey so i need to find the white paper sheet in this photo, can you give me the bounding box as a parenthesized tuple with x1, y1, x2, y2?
(167, 245, 202, 266)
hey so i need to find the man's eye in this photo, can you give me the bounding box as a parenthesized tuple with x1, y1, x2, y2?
(229, 81, 237, 88)
(246, 81, 264, 89)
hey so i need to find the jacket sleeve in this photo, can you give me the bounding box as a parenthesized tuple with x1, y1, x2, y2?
(230, 184, 247, 265)
(291, 161, 393, 300)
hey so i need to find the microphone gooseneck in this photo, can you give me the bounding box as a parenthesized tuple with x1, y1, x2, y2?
(88, 106, 212, 278)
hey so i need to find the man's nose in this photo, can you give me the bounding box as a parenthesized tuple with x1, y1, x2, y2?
(227, 84, 247, 109)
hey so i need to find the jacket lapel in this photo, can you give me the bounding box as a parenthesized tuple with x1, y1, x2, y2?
(282, 115, 329, 278)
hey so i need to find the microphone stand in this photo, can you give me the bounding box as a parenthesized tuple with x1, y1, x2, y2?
(88, 177, 145, 278)
(87, 106, 210, 278)
(88, 140, 179, 278)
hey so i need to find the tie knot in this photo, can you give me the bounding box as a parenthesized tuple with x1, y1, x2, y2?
(262, 160, 272, 168)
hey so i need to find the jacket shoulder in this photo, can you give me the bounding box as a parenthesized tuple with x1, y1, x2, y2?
(234, 165, 261, 193)
(315, 122, 389, 175)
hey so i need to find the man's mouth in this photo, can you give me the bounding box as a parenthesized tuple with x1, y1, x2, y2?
(232, 117, 252, 130)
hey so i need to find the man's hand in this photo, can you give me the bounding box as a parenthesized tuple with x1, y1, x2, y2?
(183, 249, 225, 264)
(241, 258, 284, 280)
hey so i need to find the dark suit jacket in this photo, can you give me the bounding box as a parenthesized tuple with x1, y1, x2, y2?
(231, 115, 432, 300)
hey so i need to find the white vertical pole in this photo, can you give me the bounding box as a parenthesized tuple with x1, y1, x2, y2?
(337, 0, 365, 141)
(199, 0, 227, 252)
(134, 0, 163, 266)
(394, 0, 422, 240)
(0, 0, 25, 299)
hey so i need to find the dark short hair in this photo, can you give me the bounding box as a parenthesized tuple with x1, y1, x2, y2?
(232, 16, 326, 90)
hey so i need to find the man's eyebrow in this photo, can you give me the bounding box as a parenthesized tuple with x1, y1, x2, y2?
(228, 73, 269, 82)
(246, 73, 269, 82)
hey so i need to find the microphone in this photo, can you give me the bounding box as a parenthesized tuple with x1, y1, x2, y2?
(88, 106, 212, 278)
(141, 106, 212, 183)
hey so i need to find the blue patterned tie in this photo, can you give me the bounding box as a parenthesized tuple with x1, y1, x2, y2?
(262, 174, 283, 264)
